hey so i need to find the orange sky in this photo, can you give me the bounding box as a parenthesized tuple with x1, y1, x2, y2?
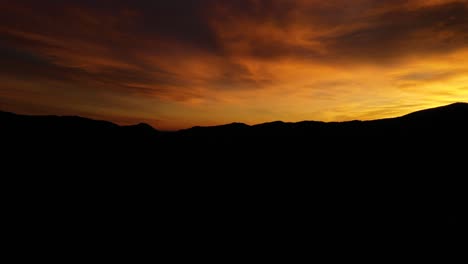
(1, 0, 468, 130)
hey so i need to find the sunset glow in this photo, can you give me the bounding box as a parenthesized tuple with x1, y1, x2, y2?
(1, 0, 468, 130)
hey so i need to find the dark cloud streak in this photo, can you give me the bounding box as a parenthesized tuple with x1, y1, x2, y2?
(323, 1, 468, 63)
(3, 1, 468, 69)
(1, 0, 468, 129)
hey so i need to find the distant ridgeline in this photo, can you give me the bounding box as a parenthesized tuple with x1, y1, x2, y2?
(1, 103, 466, 252)
(2, 102, 467, 173)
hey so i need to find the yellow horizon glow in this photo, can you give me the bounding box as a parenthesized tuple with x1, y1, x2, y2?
(1, 0, 467, 130)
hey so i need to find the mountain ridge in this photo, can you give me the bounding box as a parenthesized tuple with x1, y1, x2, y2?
(2, 102, 465, 244)
(2, 102, 467, 132)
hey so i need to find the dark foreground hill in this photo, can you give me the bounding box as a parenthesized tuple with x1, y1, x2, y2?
(3, 102, 468, 144)
(1, 103, 467, 255)
(3, 102, 468, 167)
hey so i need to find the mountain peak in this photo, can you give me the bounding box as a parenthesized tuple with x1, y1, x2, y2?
(130, 123, 156, 130)
(402, 102, 468, 120)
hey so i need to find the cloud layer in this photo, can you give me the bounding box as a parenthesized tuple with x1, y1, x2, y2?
(1, 0, 468, 129)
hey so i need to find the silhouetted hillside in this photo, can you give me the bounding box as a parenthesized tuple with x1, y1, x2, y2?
(3, 102, 468, 140)
(174, 102, 468, 137)
(1, 103, 466, 249)
(3, 102, 468, 177)
(1, 111, 160, 147)
(2, 103, 468, 166)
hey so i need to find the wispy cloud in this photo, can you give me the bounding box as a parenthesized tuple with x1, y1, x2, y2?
(1, 0, 468, 129)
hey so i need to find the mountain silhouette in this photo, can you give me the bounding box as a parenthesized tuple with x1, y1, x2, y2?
(3, 102, 468, 139)
(170, 102, 468, 137)
(1, 103, 466, 250)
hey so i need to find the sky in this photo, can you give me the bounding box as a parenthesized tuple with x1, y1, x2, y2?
(1, 0, 468, 130)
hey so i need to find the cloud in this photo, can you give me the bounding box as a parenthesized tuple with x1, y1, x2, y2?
(206, 0, 468, 64)
(321, 1, 468, 63)
(398, 70, 466, 82)
(3, 1, 468, 78)
(1, 0, 468, 129)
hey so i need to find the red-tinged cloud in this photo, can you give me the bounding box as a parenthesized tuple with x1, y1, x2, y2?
(1, 0, 468, 130)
